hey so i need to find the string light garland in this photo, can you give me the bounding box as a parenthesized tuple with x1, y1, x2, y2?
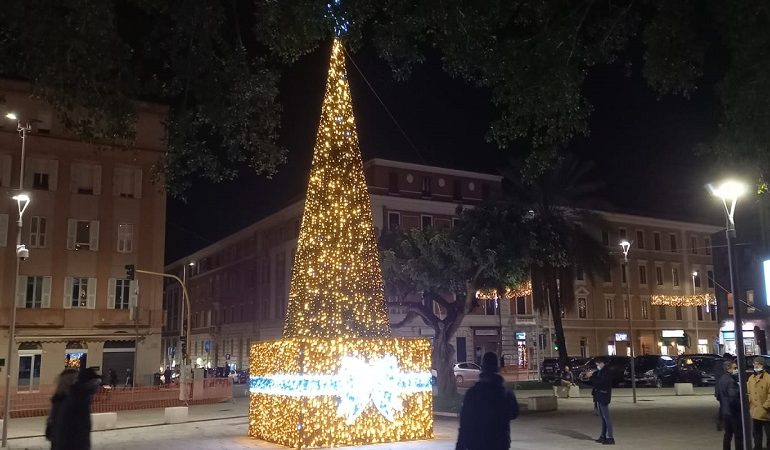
(650, 293, 716, 307)
(249, 38, 433, 448)
(476, 280, 533, 300)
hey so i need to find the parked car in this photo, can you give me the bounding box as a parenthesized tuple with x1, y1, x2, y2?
(568, 357, 591, 381)
(624, 355, 677, 387)
(454, 362, 482, 385)
(676, 354, 722, 386)
(234, 370, 248, 384)
(540, 356, 585, 383)
(578, 356, 631, 387)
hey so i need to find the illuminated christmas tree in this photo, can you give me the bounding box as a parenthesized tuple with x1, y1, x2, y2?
(283, 38, 390, 339)
(248, 38, 433, 448)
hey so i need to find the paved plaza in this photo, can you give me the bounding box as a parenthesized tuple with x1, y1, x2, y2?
(5, 388, 725, 449)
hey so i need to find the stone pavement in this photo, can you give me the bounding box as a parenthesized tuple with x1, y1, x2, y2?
(5, 388, 726, 449)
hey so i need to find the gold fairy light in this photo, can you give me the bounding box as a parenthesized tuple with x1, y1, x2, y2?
(650, 293, 716, 307)
(476, 280, 533, 301)
(249, 38, 433, 448)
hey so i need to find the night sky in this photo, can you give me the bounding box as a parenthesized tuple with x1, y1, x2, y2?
(165, 41, 738, 263)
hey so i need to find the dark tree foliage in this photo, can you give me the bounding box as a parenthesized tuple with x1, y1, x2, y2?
(0, 0, 285, 198)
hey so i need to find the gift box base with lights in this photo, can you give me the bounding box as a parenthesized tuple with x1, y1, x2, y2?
(249, 337, 433, 448)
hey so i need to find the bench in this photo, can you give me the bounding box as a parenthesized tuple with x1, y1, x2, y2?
(674, 383, 695, 396)
(91, 412, 117, 431)
(527, 395, 558, 411)
(164, 406, 189, 424)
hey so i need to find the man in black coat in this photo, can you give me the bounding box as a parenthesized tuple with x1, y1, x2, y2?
(456, 352, 519, 450)
(716, 359, 743, 450)
(51, 367, 101, 450)
(590, 356, 615, 445)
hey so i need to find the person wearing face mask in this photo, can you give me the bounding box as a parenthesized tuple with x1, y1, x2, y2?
(590, 356, 614, 445)
(716, 360, 743, 450)
(748, 358, 770, 449)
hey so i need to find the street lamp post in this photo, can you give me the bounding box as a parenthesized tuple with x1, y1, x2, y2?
(620, 240, 637, 404)
(710, 180, 750, 450)
(1, 114, 31, 448)
(692, 271, 700, 353)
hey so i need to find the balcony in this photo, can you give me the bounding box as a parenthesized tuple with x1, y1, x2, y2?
(0, 308, 153, 329)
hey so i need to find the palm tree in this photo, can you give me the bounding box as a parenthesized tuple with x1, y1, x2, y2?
(502, 155, 613, 368)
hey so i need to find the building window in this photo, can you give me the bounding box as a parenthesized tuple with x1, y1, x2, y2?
(710, 307, 717, 321)
(421, 215, 433, 230)
(707, 270, 714, 288)
(388, 172, 398, 193)
(70, 162, 101, 195)
(18, 276, 51, 309)
(619, 228, 627, 239)
(659, 306, 666, 320)
(655, 267, 663, 286)
(113, 167, 142, 198)
(452, 180, 462, 200)
(65, 277, 95, 309)
(623, 297, 630, 319)
(694, 272, 702, 288)
(639, 265, 647, 285)
(67, 219, 99, 251)
(512, 297, 525, 315)
(641, 300, 649, 319)
(690, 236, 697, 254)
(621, 264, 627, 284)
(653, 232, 661, 251)
(25, 158, 58, 191)
(110, 279, 133, 310)
(603, 265, 612, 283)
(29, 216, 47, 248)
(606, 298, 614, 319)
(387, 212, 400, 231)
(697, 306, 703, 321)
(705, 237, 711, 255)
(578, 297, 587, 318)
(117, 223, 134, 253)
(421, 177, 431, 196)
(575, 266, 584, 281)
(669, 234, 677, 252)
(636, 230, 645, 249)
(675, 307, 683, 320)
(601, 230, 609, 246)
(672, 268, 680, 287)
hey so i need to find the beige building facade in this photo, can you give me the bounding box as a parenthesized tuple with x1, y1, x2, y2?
(0, 81, 166, 389)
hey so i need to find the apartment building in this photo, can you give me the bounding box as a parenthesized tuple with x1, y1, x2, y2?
(162, 159, 722, 370)
(162, 159, 499, 369)
(0, 81, 166, 389)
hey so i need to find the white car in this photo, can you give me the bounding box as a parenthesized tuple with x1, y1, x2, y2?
(453, 362, 482, 385)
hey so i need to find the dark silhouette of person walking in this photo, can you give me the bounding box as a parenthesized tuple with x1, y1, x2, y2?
(47, 367, 101, 450)
(590, 356, 615, 445)
(717, 359, 744, 450)
(456, 352, 519, 450)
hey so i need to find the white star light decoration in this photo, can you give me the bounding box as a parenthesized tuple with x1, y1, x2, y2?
(250, 355, 431, 424)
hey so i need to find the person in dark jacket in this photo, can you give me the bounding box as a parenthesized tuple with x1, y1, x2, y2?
(716, 359, 743, 450)
(590, 356, 615, 445)
(164, 367, 173, 386)
(50, 367, 100, 450)
(107, 368, 117, 388)
(456, 352, 519, 450)
(46, 369, 78, 445)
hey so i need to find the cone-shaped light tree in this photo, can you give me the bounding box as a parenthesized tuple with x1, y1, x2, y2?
(283, 38, 391, 339)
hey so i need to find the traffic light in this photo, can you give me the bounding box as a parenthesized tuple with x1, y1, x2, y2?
(125, 264, 135, 280)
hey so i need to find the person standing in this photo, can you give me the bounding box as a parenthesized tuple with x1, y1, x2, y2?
(124, 368, 133, 388)
(748, 359, 770, 449)
(590, 356, 615, 445)
(107, 368, 117, 388)
(49, 367, 101, 450)
(164, 366, 173, 386)
(456, 352, 519, 450)
(717, 359, 743, 450)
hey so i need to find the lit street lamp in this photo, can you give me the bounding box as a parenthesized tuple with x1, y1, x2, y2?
(619, 240, 637, 404)
(1, 114, 31, 448)
(709, 179, 750, 450)
(692, 271, 700, 353)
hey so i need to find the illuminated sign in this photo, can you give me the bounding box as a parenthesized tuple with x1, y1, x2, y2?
(764, 259, 770, 305)
(515, 332, 527, 340)
(661, 330, 685, 338)
(614, 333, 629, 342)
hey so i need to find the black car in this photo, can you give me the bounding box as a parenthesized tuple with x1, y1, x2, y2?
(541, 356, 584, 383)
(568, 357, 590, 381)
(624, 355, 677, 387)
(676, 354, 722, 386)
(578, 356, 630, 387)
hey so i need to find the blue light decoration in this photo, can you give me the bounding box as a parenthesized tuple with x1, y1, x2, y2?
(327, 0, 349, 37)
(250, 355, 432, 425)
(763, 259, 770, 305)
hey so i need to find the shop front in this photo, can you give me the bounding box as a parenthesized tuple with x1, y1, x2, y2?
(720, 320, 760, 356)
(660, 329, 688, 356)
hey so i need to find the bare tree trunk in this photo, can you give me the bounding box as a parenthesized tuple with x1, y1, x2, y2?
(433, 325, 457, 396)
(548, 269, 569, 367)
